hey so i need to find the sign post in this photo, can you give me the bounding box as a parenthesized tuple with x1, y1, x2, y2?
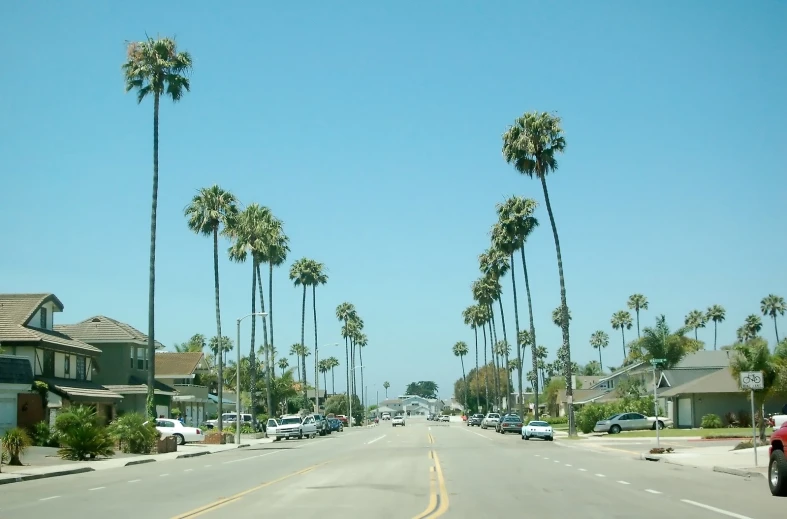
(650, 359, 666, 448)
(740, 371, 764, 467)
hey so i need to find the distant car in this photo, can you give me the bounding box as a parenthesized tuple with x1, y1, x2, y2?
(328, 418, 344, 432)
(593, 412, 672, 434)
(392, 415, 406, 427)
(522, 420, 554, 441)
(481, 413, 500, 429)
(336, 415, 348, 425)
(468, 413, 484, 427)
(769, 421, 787, 496)
(439, 415, 450, 422)
(146, 419, 204, 445)
(382, 412, 391, 420)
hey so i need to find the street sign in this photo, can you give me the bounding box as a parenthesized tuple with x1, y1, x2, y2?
(740, 371, 764, 390)
(650, 358, 666, 365)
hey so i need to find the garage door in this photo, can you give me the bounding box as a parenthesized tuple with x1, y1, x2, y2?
(0, 397, 16, 434)
(677, 397, 693, 428)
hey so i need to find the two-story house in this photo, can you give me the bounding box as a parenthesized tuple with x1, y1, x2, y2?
(57, 315, 177, 418)
(155, 352, 212, 426)
(0, 294, 123, 424)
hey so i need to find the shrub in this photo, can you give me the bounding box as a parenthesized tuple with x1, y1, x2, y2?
(29, 420, 57, 447)
(737, 411, 752, 428)
(701, 414, 722, 429)
(108, 412, 159, 454)
(575, 396, 657, 434)
(54, 405, 114, 461)
(1, 428, 32, 465)
(545, 416, 568, 425)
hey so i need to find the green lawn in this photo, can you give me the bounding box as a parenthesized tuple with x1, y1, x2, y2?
(614, 427, 767, 439)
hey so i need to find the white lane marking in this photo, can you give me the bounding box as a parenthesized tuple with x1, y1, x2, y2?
(553, 460, 560, 463)
(40, 496, 60, 501)
(204, 464, 212, 468)
(595, 474, 605, 477)
(160, 473, 169, 477)
(428, 427, 431, 431)
(128, 479, 141, 483)
(680, 500, 753, 519)
(471, 431, 491, 440)
(223, 451, 280, 464)
(617, 480, 630, 485)
(534, 454, 541, 457)
(366, 435, 387, 445)
(578, 468, 587, 472)
(645, 489, 661, 494)
(565, 464, 572, 467)
(88, 487, 105, 491)
(184, 469, 194, 472)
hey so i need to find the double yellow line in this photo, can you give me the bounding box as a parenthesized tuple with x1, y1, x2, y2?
(412, 447, 449, 518)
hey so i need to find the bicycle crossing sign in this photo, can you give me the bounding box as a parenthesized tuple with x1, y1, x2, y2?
(740, 371, 764, 390)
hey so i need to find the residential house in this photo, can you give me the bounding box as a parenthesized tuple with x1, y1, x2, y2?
(57, 316, 177, 418)
(0, 294, 122, 424)
(0, 355, 34, 434)
(155, 352, 212, 426)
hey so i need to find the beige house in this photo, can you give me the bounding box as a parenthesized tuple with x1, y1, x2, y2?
(155, 352, 211, 426)
(0, 294, 122, 424)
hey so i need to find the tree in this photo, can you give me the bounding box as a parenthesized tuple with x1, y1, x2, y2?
(262, 215, 289, 415)
(684, 310, 707, 341)
(552, 306, 572, 327)
(123, 36, 192, 418)
(184, 185, 238, 427)
(453, 341, 469, 412)
(627, 294, 649, 339)
(611, 310, 633, 359)
(290, 258, 313, 399)
(405, 381, 438, 399)
(761, 294, 786, 344)
(326, 356, 340, 395)
(336, 303, 358, 406)
(478, 249, 510, 409)
(463, 305, 484, 412)
(277, 357, 289, 374)
(383, 381, 390, 399)
(502, 111, 575, 434)
(473, 276, 502, 410)
(627, 315, 703, 369)
(318, 359, 330, 394)
(581, 361, 603, 376)
(738, 314, 763, 343)
(589, 330, 609, 371)
(706, 305, 726, 350)
(309, 260, 328, 406)
(174, 333, 206, 353)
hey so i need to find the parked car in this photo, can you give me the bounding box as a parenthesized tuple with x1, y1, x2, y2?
(769, 421, 787, 496)
(495, 413, 520, 432)
(392, 415, 406, 427)
(381, 412, 391, 420)
(204, 412, 262, 432)
(522, 420, 554, 441)
(146, 419, 204, 445)
(468, 413, 484, 427)
(328, 418, 344, 432)
(481, 413, 501, 429)
(439, 415, 450, 422)
(497, 415, 523, 434)
(593, 412, 672, 434)
(336, 415, 348, 425)
(271, 414, 317, 441)
(309, 413, 332, 436)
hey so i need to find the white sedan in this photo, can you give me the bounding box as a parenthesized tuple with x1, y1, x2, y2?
(522, 420, 554, 441)
(392, 415, 406, 427)
(147, 419, 205, 445)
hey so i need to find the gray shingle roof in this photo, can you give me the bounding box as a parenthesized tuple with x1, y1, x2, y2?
(660, 368, 740, 397)
(56, 315, 165, 349)
(37, 376, 124, 403)
(660, 368, 722, 388)
(0, 355, 34, 385)
(0, 294, 101, 356)
(673, 350, 732, 369)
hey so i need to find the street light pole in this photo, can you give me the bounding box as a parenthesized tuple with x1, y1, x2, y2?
(236, 312, 267, 446)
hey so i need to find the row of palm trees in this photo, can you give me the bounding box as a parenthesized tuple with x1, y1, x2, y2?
(453, 111, 575, 432)
(336, 303, 369, 418)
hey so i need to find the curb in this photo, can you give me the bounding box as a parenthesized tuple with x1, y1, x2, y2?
(712, 466, 765, 479)
(125, 459, 156, 467)
(176, 451, 211, 459)
(237, 444, 250, 449)
(0, 467, 95, 485)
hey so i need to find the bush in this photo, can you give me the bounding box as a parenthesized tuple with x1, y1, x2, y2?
(544, 416, 568, 425)
(701, 414, 722, 429)
(29, 420, 57, 447)
(1, 428, 32, 465)
(54, 405, 115, 461)
(108, 413, 159, 454)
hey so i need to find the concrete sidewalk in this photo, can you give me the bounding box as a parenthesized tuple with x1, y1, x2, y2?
(641, 443, 770, 479)
(0, 436, 273, 485)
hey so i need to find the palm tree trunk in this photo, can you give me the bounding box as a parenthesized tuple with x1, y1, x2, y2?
(482, 324, 489, 411)
(146, 92, 161, 421)
(520, 247, 539, 419)
(597, 347, 603, 371)
(636, 309, 641, 339)
(460, 355, 468, 413)
(295, 354, 301, 384)
(249, 260, 258, 420)
(539, 176, 575, 435)
(300, 285, 307, 399)
(344, 327, 350, 407)
(509, 253, 524, 416)
(212, 226, 224, 433)
(312, 285, 319, 409)
(487, 315, 499, 411)
(773, 317, 780, 344)
(255, 264, 270, 388)
(713, 321, 718, 350)
(620, 329, 627, 359)
(359, 346, 365, 420)
(331, 367, 336, 395)
(473, 327, 480, 413)
(695, 328, 698, 341)
(266, 262, 275, 415)
(497, 297, 510, 411)
(323, 370, 327, 395)
(489, 305, 501, 411)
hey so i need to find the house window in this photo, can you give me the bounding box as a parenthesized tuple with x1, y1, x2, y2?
(130, 347, 136, 369)
(76, 356, 86, 381)
(137, 347, 146, 370)
(40, 307, 48, 328)
(64, 355, 70, 377)
(42, 350, 55, 377)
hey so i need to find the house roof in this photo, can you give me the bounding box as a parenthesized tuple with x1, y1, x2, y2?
(381, 398, 403, 405)
(576, 376, 602, 388)
(559, 388, 611, 405)
(592, 361, 648, 386)
(37, 376, 124, 403)
(0, 294, 101, 356)
(0, 355, 34, 385)
(659, 368, 722, 388)
(660, 367, 740, 397)
(673, 350, 732, 369)
(155, 352, 206, 377)
(56, 316, 165, 349)
(103, 375, 178, 396)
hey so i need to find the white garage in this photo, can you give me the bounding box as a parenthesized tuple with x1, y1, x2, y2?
(0, 355, 35, 435)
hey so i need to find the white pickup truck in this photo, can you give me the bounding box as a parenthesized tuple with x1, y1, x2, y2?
(267, 415, 318, 441)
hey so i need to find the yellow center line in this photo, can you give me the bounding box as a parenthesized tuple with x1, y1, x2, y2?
(427, 433, 434, 444)
(432, 450, 450, 517)
(170, 462, 329, 519)
(411, 449, 449, 519)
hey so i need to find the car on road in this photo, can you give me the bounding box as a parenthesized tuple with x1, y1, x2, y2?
(146, 419, 205, 445)
(481, 413, 501, 429)
(381, 412, 391, 420)
(328, 418, 344, 432)
(593, 412, 672, 434)
(308, 413, 332, 436)
(522, 420, 554, 441)
(769, 421, 787, 496)
(497, 415, 524, 434)
(467, 413, 484, 427)
(439, 415, 450, 422)
(336, 414, 348, 425)
(270, 414, 317, 441)
(392, 415, 406, 427)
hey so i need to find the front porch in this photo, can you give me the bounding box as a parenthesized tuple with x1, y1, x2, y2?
(37, 376, 123, 425)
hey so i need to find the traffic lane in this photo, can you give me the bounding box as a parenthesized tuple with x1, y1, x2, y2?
(0, 429, 375, 519)
(438, 424, 782, 519)
(194, 424, 433, 518)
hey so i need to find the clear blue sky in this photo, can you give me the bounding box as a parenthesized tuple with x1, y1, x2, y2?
(2, 1, 785, 401)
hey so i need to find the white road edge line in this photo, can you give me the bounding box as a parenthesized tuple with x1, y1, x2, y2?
(159, 474, 169, 477)
(565, 464, 572, 467)
(204, 464, 212, 468)
(578, 468, 587, 472)
(595, 474, 605, 477)
(223, 451, 280, 464)
(680, 499, 753, 519)
(617, 481, 630, 485)
(553, 460, 560, 463)
(366, 434, 387, 445)
(184, 469, 193, 472)
(39, 496, 60, 501)
(88, 487, 105, 491)
(645, 489, 661, 494)
(128, 479, 141, 483)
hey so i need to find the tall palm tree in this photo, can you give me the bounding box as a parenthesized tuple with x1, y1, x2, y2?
(290, 258, 313, 399)
(277, 357, 289, 374)
(535, 345, 548, 388)
(309, 260, 328, 404)
(495, 196, 539, 417)
(589, 331, 610, 371)
(336, 302, 358, 408)
(269, 345, 278, 377)
(263, 216, 289, 413)
(175, 333, 207, 353)
(355, 331, 368, 417)
(552, 306, 572, 328)
(462, 305, 482, 412)
(123, 36, 192, 418)
(453, 341, 470, 412)
(327, 357, 340, 395)
(318, 359, 330, 395)
(706, 305, 726, 350)
(503, 111, 574, 433)
(738, 314, 763, 343)
(761, 294, 786, 344)
(184, 185, 238, 427)
(627, 294, 649, 339)
(684, 310, 707, 341)
(479, 248, 511, 409)
(383, 381, 390, 399)
(477, 305, 492, 409)
(473, 276, 501, 410)
(611, 310, 634, 359)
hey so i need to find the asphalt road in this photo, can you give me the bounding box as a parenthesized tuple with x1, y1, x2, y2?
(0, 419, 783, 518)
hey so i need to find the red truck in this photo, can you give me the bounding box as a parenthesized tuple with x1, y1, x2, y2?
(770, 421, 787, 496)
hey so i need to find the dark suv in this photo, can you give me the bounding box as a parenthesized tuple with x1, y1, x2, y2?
(309, 413, 332, 436)
(468, 413, 484, 427)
